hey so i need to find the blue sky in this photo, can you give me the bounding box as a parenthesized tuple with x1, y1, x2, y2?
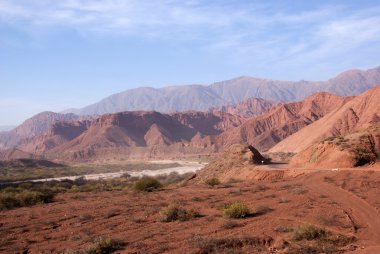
(1, 0, 380, 125)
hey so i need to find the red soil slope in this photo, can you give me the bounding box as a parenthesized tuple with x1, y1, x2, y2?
(290, 124, 380, 168)
(213, 92, 352, 151)
(270, 86, 380, 154)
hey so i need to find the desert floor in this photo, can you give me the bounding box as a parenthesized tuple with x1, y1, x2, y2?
(1, 167, 380, 253)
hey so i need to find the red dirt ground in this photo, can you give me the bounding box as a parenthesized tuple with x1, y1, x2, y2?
(1, 168, 380, 253)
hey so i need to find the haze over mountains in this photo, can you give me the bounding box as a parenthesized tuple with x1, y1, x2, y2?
(0, 66, 379, 167)
(0, 126, 15, 132)
(1, 86, 377, 163)
(65, 66, 380, 115)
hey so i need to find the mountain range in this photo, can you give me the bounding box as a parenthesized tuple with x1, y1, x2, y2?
(0, 66, 379, 166)
(64, 66, 380, 115)
(3, 111, 243, 160)
(2, 87, 377, 162)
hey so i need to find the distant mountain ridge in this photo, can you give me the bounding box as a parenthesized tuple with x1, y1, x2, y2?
(64, 66, 380, 115)
(0, 97, 272, 153)
(0, 112, 95, 150)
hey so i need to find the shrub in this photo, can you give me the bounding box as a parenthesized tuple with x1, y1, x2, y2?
(189, 235, 272, 254)
(205, 178, 220, 187)
(221, 201, 250, 219)
(291, 224, 328, 241)
(133, 177, 162, 192)
(0, 190, 54, 211)
(87, 236, 122, 254)
(159, 204, 200, 222)
(354, 148, 376, 166)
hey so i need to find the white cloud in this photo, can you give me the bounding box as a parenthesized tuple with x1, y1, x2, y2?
(0, 1, 379, 77)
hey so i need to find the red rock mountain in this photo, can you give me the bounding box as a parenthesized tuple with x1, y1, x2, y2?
(211, 92, 353, 151)
(2, 88, 374, 162)
(17, 111, 243, 160)
(269, 85, 380, 154)
(0, 112, 94, 150)
(0, 148, 34, 160)
(18, 120, 92, 154)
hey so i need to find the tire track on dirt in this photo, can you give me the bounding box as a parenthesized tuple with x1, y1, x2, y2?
(304, 171, 380, 246)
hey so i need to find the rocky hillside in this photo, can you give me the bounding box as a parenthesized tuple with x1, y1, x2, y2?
(17, 111, 242, 160)
(18, 120, 92, 154)
(269, 86, 380, 153)
(0, 112, 95, 150)
(212, 92, 352, 151)
(289, 124, 380, 168)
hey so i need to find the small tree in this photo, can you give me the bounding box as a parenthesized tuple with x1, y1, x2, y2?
(133, 177, 162, 192)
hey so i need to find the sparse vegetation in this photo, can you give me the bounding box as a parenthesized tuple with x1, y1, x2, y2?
(291, 224, 328, 241)
(0, 171, 193, 210)
(86, 236, 123, 254)
(221, 201, 250, 218)
(286, 224, 356, 253)
(0, 188, 54, 211)
(133, 177, 163, 192)
(189, 235, 272, 254)
(159, 204, 200, 222)
(354, 147, 376, 166)
(205, 177, 221, 187)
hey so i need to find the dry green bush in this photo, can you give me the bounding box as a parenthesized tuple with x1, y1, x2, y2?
(159, 204, 200, 222)
(221, 201, 250, 219)
(291, 224, 328, 241)
(86, 236, 123, 254)
(0, 189, 54, 211)
(189, 235, 272, 254)
(133, 177, 162, 192)
(205, 178, 221, 187)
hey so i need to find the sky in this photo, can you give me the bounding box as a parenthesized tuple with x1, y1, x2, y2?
(1, 0, 380, 126)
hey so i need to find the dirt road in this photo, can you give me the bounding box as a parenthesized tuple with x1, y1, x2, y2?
(304, 171, 380, 253)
